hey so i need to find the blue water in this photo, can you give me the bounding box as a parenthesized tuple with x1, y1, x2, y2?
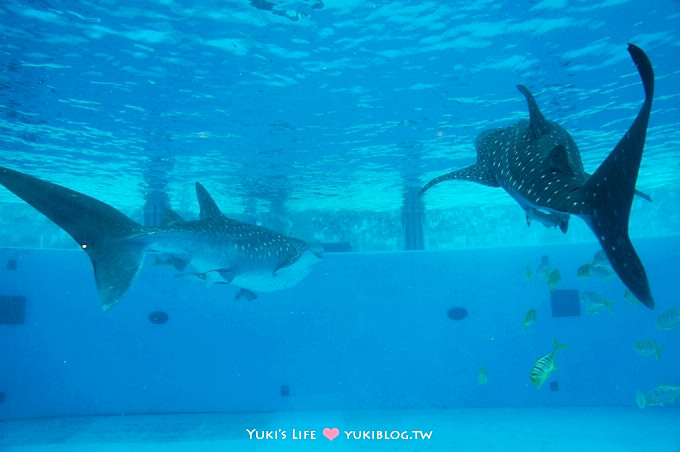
(1, 0, 680, 249)
(1, 241, 680, 450)
(1, 0, 680, 450)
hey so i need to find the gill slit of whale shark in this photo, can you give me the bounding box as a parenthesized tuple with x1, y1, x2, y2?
(420, 43, 655, 309)
(0, 168, 323, 311)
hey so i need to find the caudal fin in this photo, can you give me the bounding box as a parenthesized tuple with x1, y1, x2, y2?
(580, 44, 654, 309)
(553, 338, 569, 351)
(0, 166, 145, 310)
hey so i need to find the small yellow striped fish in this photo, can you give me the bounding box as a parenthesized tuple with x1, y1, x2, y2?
(576, 263, 592, 278)
(530, 338, 569, 388)
(633, 339, 662, 360)
(623, 289, 643, 306)
(636, 385, 680, 408)
(523, 309, 537, 332)
(580, 291, 614, 315)
(655, 306, 680, 331)
(478, 366, 488, 385)
(547, 269, 561, 291)
(592, 250, 608, 264)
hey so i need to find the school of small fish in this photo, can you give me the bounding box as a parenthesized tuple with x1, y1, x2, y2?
(631, 296, 678, 408)
(527, 256, 562, 291)
(514, 252, 678, 399)
(576, 250, 615, 281)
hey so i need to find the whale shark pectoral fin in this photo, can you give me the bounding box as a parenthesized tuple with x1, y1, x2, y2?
(202, 269, 235, 287)
(633, 189, 652, 202)
(169, 255, 191, 272)
(559, 218, 569, 234)
(547, 145, 574, 175)
(517, 84, 551, 138)
(195, 182, 223, 220)
(420, 163, 499, 196)
(0, 166, 146, 310)
(578, 43, 655, 309)
(153, 254, 190, 271)
(197, 268, 236, 287)
(216, 269, 235, 284)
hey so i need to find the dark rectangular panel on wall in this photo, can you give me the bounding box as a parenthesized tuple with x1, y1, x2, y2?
(551, 290, 580, 317)
(0, 295, 26, 324)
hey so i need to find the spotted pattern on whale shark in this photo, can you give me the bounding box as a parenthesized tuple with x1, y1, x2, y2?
(421, 44, 655, 309)
(0, 171, 323, 310)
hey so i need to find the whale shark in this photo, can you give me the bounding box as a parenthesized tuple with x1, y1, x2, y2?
(0, 166, 323, 310)
(421, 44, 655, 309)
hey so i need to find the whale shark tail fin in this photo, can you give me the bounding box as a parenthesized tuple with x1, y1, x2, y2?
(580, 43, 654, 309)
(0, 166, 146, 310)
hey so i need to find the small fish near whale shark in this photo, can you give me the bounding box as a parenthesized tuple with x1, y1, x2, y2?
(421, 44, 655, 309)
(0, 167, 323, 310)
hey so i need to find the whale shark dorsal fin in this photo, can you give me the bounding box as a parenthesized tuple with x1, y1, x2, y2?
(547, 145, 573, 175)
(195, 182, 223, 219)
(517, 84, 551, 139)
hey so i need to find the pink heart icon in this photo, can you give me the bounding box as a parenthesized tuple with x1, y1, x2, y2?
(323, 427, 339, 441)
